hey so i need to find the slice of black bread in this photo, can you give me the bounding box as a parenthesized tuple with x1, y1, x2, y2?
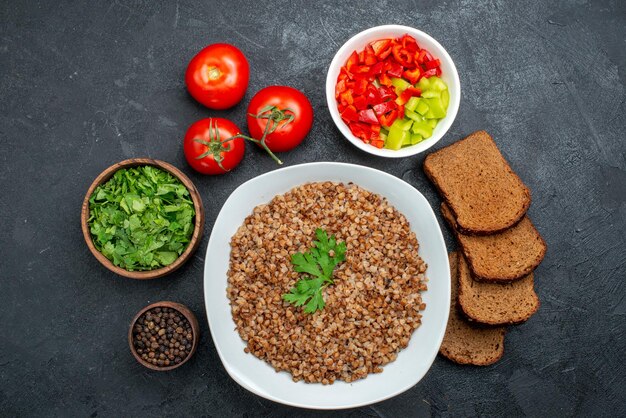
(441, 202, 546, 282)
(423, 131, 531, 235)
(439, 252, 506, 366)
(457, 254, 540, 325)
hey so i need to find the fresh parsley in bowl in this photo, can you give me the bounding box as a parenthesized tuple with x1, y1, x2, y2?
(81, 158, 204, 279)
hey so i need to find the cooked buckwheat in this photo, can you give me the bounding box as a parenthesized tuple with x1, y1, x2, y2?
(227, 182, 428, 384)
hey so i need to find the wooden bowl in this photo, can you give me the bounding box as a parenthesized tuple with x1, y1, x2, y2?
(128, 301, 200, 371)
(81, 158, 204, 279)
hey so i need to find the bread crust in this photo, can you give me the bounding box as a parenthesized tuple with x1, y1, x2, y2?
(424, 130, 531, 235)
(439, 252, 506, 366)
(457, 254, 540, 325)
(441, 202, 547, 282)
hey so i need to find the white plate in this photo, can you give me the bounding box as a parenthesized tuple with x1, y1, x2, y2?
(203, 162, 450, 409)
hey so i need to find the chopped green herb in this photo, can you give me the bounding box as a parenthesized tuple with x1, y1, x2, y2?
(88, 165, 195, 271)
(282, 228, 346, 314)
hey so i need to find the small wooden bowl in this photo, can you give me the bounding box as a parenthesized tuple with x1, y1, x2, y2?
(81, 158, 205, 279)
(128, 301, 200, 371)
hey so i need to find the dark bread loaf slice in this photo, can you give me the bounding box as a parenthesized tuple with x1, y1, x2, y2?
(439, 252, 506, 366)
(441, 202, 546, 281)
(423, 131, 531, 235)
(457, 254, 539, 325)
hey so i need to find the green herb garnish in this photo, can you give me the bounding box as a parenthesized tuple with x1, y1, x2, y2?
(88, 166, 195, 271)
(282, 228, 346, 314)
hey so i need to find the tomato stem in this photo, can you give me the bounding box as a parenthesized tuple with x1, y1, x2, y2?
(193, 119, 230, 172)
(205, 66, 221, 81)
(230, 133, 283, 165)
(225, 105, 295, 165)
(248, 105, 295, 135)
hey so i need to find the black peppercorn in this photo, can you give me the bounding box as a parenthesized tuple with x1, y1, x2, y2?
(132, 306, 194, 369)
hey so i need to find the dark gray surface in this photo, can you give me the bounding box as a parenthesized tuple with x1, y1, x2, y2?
(1, 0, 624, 416)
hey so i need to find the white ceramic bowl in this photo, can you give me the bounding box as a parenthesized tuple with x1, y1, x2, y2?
(325, 25, 461, 158)
(203, 162, 450, 409)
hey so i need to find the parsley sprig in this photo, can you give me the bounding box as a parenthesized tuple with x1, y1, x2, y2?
(282, 229, 347, 314)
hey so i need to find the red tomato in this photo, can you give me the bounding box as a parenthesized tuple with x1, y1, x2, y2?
(246, 86, 313, 153)
(183, 118, 245, 175)
(185, 44, 249, 110)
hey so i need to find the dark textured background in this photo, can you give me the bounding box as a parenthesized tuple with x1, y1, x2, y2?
(1, 0, 625, 416)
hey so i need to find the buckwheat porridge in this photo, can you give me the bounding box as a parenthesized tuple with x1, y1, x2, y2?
(227, 182, 428, 384)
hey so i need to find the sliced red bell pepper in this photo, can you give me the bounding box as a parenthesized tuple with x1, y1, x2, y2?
(396, 86, 421, 105)
(377, 45, 393, 60)
(414, 50, 423, 64)
(416, 49, 433, 64)
(372, 100, 396, 116)
(385, 60, 404, 78)
(335, 79, 347, 99)
(425, 59, 441, 70)
(420, 68, 438, 79)
(364, 53, 377, 66)
(400, 34, 419, 52)
(370, 124, 383, 147)
(370, 39, 391, 56)
(370, 139, 385, 149)
(346, 51, 359, 71)
(348, 122, 371, 143)
(378, 73, 392, 86)
(358, 108, 379, 125)
(339, 90, 354, 106)
(409, 86, 421, 96)
(416, 50, 426, 64)
(377, 85, 396, 101)
(397, 104, 405, 118)
(348, 121, 363, 135)
(340, 105, 359, 122)
(352, 65, 371, 74)
(435, 66, 442, 77)
(392, 44, 413, 68)
(368, 61, 384, 76)
(352, 77, 368, 95)
(365, 84, 382, 104)
(353, 95, 368, 110)
(370, 127, 382, 146)
(362, 45, 377, 65)
(359, 46, 375, 64)
(402, 67, 421, 85)
(379, 109, 399, 127)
